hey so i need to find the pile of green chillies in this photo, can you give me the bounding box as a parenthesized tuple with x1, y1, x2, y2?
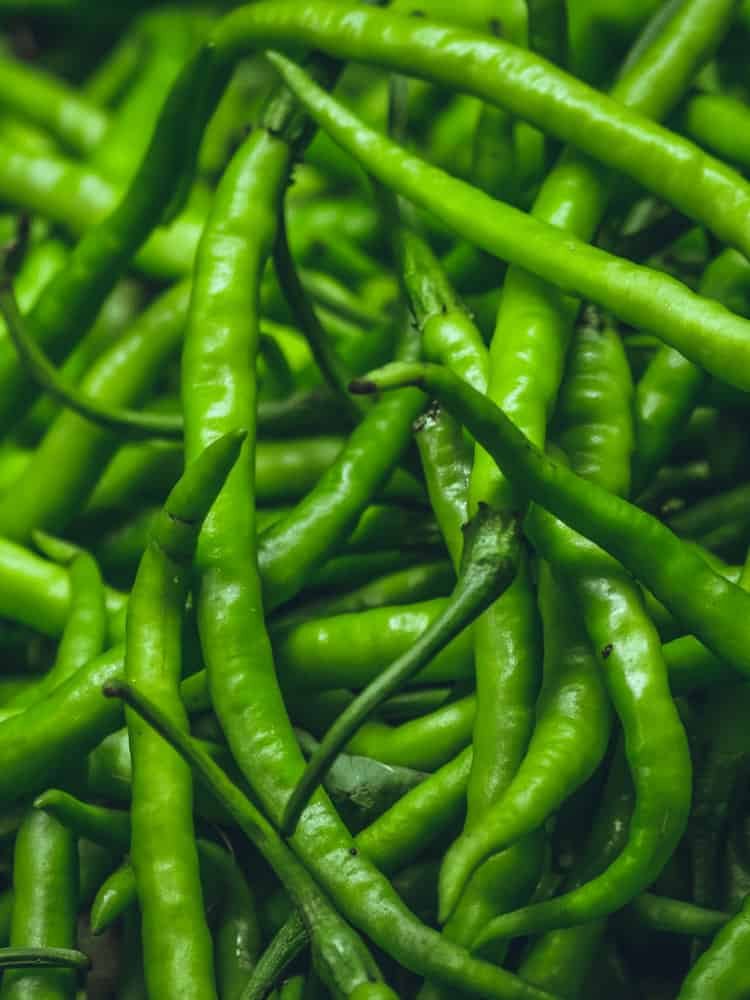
(3, 0, 750, 997)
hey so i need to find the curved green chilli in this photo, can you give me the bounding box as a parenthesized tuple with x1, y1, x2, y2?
(107, 681, 385, 998)
(206, 0, 745, 237)
(257, 313, 426, 611)
(473, 506, 690, 940)
(182, 73, 556, 999)
(352, 361, 750, 678)
(281, 506, 520, 834)
(290, 687, 475, 772)
(0, 49, 214, 432)
(517, 744, 633, 997)
(2, 537, 106, 715)
(180, 82, 394, 999)
(447, 321, 631, 944)
(33, 790, 129, 854)
(439, 560, 611, 923)
(0, 280, 183, 440)
(273, 597, 474, 691)
(355, 363, 693, 932)
(89, 865, 138, 936)
(0, 280, 190, 542)
(125, 431, 245, 1000)
(396, 218, 487, 567)
(626, 893, 728, 938)
(268, 46, 750, 391)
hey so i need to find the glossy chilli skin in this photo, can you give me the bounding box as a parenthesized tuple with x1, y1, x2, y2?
(0, 49, 211, 432)
(351, 360, 750, 679)
(180, 66, 558, 1000)
(211, 2, 747, 250)
(124, 432, 247, 1000)
(440, 309, 687, 927)
(5, 4, 750, 997)
(0, 812, 78, 1000)
(281, 506, 522, 835)
(269, 46, 750, 392)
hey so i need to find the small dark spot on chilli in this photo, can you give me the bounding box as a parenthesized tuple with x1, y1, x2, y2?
(349, 847, 358, 856)
(409, 9, 426, 16)
(601, 643, 614, 660)
(489, 18, 503, 37)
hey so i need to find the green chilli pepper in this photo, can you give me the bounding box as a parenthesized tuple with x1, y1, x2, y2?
(124, 430, 246, 1000)
(281, 505, 520, 834)
(269, 47, 750, 391)
(351, 362, 750, 678)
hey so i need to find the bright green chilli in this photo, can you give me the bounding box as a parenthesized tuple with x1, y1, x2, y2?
(350, 362, 750, 678)
(268, 50, 750, 392)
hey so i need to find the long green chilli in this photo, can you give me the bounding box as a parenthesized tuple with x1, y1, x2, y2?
(350, 362, 750, 678)
(268, 50, 750, 392)
(281, 506, 520, 835)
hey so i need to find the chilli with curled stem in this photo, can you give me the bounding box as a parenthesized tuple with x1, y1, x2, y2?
(273, 212, 361, 424)
(102, 680, 389, 999)
(280, 504, 521, 836)
(350, 362, 750, 680)
(0, 276, 183, 440)
(266, 48, 750, 392)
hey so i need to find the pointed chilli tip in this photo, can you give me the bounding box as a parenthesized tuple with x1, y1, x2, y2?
(224, 427, 248, 457)
(438, 847, 472, 924)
